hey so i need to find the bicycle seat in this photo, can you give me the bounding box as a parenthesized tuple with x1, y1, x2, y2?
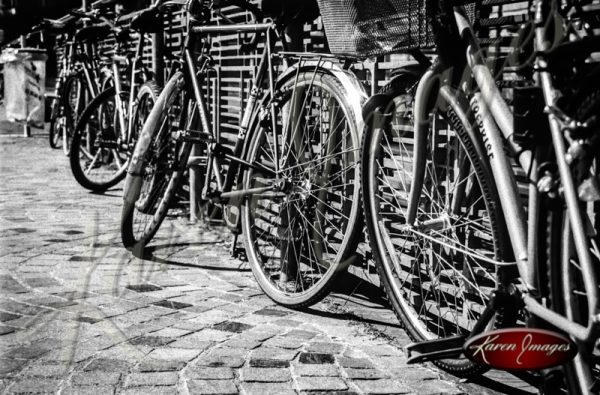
(130, 7, 164, 34)
(75, 24, 112, 42)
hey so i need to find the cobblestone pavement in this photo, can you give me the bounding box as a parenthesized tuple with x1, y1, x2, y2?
(0, 133, 537, 394)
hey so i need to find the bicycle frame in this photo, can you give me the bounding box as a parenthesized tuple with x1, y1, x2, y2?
(181, 22, 282, 204)
(406, 2, 600, 344)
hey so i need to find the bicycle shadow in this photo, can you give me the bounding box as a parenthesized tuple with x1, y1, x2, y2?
(131, 241, 251, 273)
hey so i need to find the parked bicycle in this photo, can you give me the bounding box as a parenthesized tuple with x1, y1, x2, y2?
(354, 0, 599, 392)
(120, 0, 367, 308)
(36, 9, 112, 155)
(68, 3, 169, 192)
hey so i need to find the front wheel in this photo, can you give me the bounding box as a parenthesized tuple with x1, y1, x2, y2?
(241, 71, 362, 308)
(361, 76, 513, 377)
(121, 72, 191, 251)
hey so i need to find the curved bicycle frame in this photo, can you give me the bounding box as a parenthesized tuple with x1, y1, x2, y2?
(405, 1, 600, 346)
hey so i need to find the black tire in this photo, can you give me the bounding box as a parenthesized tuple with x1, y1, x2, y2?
(70, 87, 129, 191)
(241, 71, 362, 308)
(63, 73, 87, 156)
(70, 82, 159, 192)
(121, 72, 190, 251)
(542, 86, 600, 395)
(48, 98, 62, 149)
(361, 76, 513, 377)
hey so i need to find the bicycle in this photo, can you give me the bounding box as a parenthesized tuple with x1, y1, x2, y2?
(120, 0, 367, 308)
(68, 3, 169, 192)
(356, 0, 600, 392)
(39, 10, 113, 155)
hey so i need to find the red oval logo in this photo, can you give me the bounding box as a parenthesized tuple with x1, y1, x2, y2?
(464, 328, 577, 371)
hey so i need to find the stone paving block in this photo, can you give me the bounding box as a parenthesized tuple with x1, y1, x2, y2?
(295, 376, 349, 392)
(0, 359, 26, 378)
(20, 362, 71, 377)
(250, 347, 298, 361)
(7, 378, 62, 393)
(126, 372, 178, 387)
(355, 379, 412, 394)
(1, 344, 49, 360)
(299, 352, 336, 364)
(241, 382, 296, 395)
(187, 379, 238, 395)
(0, 326, 16, 335)
(188, 329, 233, 342)
(119, 385, 178, 394)
(343, 368, 389, 380)
(248, 359, 290, 368)
(196, 347, 247, 368)
(137, 360, 186, 372)
(262, 336, 305, 350)
(337, 357, 376, 369)
(408, 379, 463, 394)
(212, 321, 253, 333)
(253, 308, 290, 317)
(220, 338, 261, 350)
(146, 347, 202, 362)
(292, 363, 340, 377)
(272, 319, 303, 328)
(61, 385, 116, 395)
(240, 367, 291, 382)
(84, 358, 133, 372)
(150, 327, 191, 338)
(71, 372, 121, 385)
(129, 336, 174, 347)
(167, 337, 214, 350)
(306, 342, 346, 355)
(186, 367, 234, 380)
(285, 329, 318, 340)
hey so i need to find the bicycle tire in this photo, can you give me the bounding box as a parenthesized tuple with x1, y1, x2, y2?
(70, 87, 129, 191)
(241, 70, 362, 308)
(62, 73, 87, 156)
(48, 98, 62, 149)
(121, 72, 191, 251)
(542, 85, 600, 395)
(361, 76, 513, 377)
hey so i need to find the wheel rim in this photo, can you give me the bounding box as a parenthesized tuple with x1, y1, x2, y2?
(244, 77, 360, 302)
(368, 95, 500, 340)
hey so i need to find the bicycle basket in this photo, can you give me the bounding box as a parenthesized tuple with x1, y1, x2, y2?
(316, 0, 433, 58)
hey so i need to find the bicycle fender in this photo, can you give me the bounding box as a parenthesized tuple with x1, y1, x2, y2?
(276, 60, 368, 134)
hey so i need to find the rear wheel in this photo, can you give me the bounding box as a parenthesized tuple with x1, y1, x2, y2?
(361, 78, 512, 377)
(69, 87, 129, 191)
(241, 71, 362, 308)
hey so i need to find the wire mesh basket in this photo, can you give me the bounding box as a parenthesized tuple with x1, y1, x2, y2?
(317, 0, 434, 58)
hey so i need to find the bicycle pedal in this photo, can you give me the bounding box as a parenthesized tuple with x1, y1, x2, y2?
(405, 335, 466, 364)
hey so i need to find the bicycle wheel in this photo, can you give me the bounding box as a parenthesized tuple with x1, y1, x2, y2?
(70, 87, 129, 191)
(48, 98, 62, 149)
(361, 77, 512, 377)
(241, 71, 362, 308)
(63, 73, 87, 156)
(542, 86, 600, 395)
(121, 72, 191, 250)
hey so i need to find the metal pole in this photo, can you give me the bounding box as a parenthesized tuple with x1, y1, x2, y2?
(82, 0, 88, 11)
